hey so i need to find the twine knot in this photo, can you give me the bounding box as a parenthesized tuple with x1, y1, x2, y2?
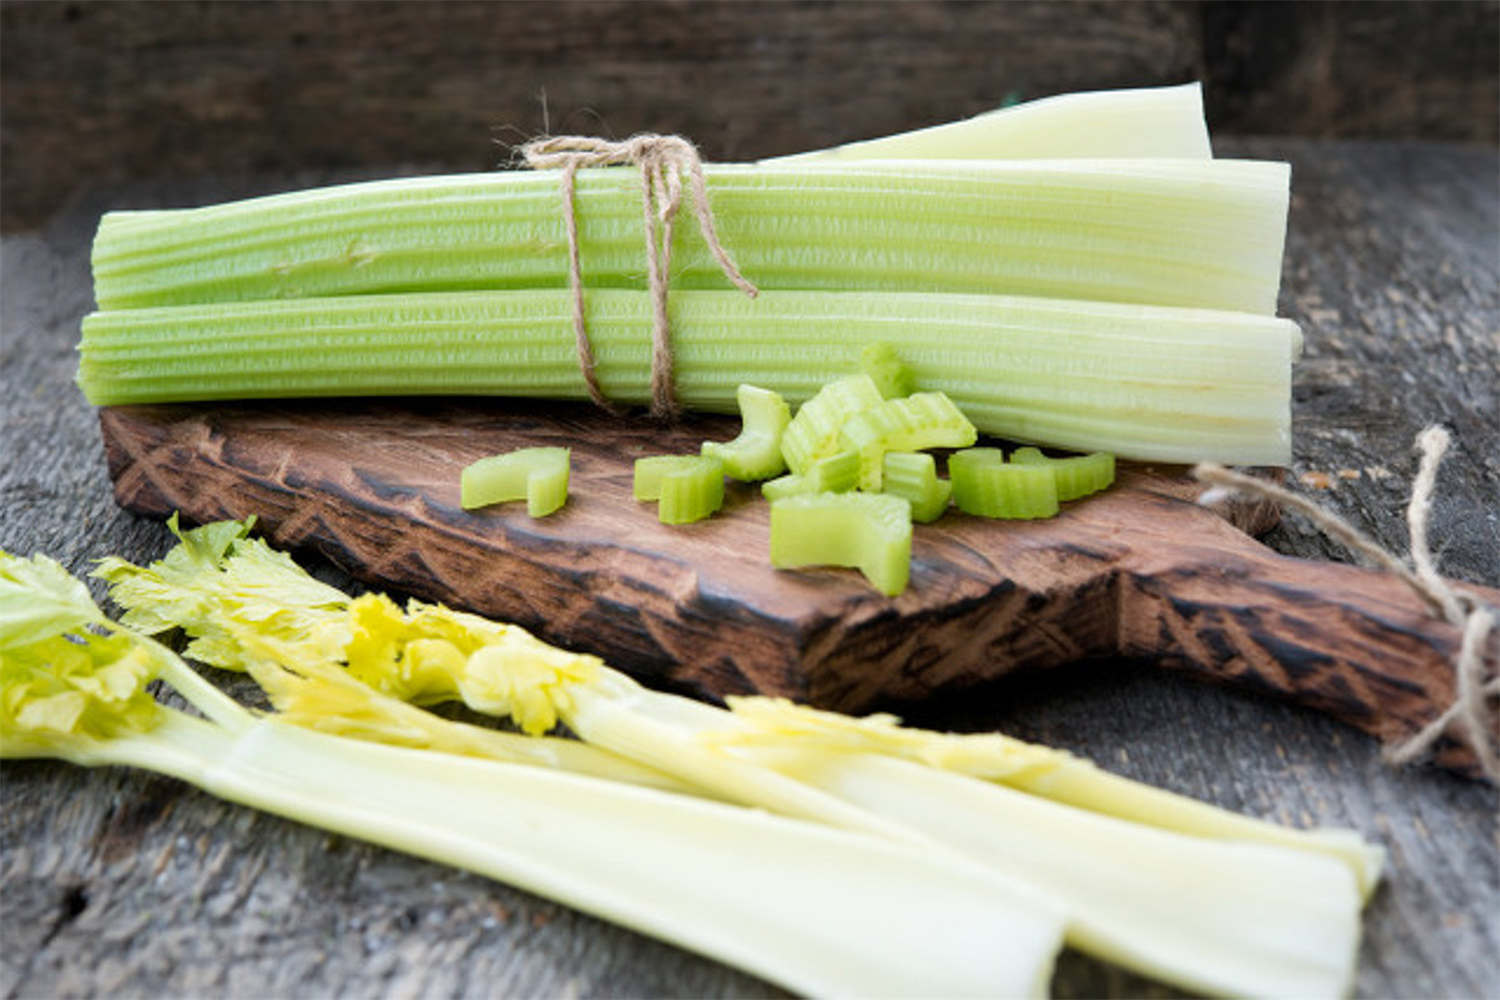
(1194, 426, 1500, 782)
(520, 133, 758, 419)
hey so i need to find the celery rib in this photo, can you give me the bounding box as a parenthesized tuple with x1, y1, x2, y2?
(78, 288, 1297, 464)
(90, 160, 1289, 315)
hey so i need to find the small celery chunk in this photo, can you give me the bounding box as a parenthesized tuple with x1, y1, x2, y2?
(860, 342, 916, 399)
(949, 448, 1059, 519)
(1010, 447, 1117, 501)
(634, 455, 725, 524)
(701, 384, 792, 481)
(460, 447, 570, 517)
(881, 452, 952, 523)
(837, 391, 978, 491)
(761, 449, 861, 501)
(780, 374, 885, 474)
(770, 492, 912, 596)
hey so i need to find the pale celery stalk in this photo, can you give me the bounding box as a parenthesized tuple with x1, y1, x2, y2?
(772, 83, 1212, 163)
(700, 384, 791, 481)
(460, 446, 569, 516)
(89, 158, 1289, 314)
(96, 525, 1381, 997)
(2, 552, 1068, 999)
(78, 288, 1300, 465)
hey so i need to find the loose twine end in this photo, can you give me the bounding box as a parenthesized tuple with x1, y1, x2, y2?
(1193, 427, 1500, 783)
(519, 133, 758, 420)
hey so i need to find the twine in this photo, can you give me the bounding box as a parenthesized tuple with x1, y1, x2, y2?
(520, 134, 759, 419)
(1194, 426, 1500, 782)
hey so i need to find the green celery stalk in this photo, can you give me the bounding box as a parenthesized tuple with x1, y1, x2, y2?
(78, 289, 1299, 465)
(769, 492, 914, 596)
(772, 83, 1212, 162)
(90, 158, 1289, 314)
(700, 384, 791, 481)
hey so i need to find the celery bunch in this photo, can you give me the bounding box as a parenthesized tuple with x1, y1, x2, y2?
(2, 546, 1064, 998)
(87, 518, 1383, 998)
(77, 83, 1300, 466)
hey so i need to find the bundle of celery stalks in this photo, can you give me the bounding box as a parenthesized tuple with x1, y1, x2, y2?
(33, 85, 1377, 996)
(78, 83, 1298, 466)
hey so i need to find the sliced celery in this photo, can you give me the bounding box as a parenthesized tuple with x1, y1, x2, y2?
(91, 158, 1290, 315)
(700, 384, 791, 481)
(837, 391, 977, 491)
(770, 493, 912, 597)
(460, 446, 570, 517)
(1010, 446, 1117, 501)
(859, 342, 915, 399)
(634, 455, 724, 525)
(950, 448, 1059, 520)
(773, 83, 1212, 162)
(761, 450, 861, 501)
(77, 289, 1300, 465)
(779, 374, 885, 474)
(880, 452, 952, 523)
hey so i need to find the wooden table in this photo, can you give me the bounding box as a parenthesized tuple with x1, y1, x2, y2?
(3, 138, 1497, 997)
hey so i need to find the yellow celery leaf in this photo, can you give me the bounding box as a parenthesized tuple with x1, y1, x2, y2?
(460, 632, 601, 737)
(1, 551, 109, 650)
(2, 633, 163, 746)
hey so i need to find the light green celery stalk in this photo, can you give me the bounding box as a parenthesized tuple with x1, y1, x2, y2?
(772, 83, 1212, 162)
(100, 520, 1380, 998)
(2, 550, 1066, 999)
(78, 288, 1300, 466)
(89, 158, 1288, 313)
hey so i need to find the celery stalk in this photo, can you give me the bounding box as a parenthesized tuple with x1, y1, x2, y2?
(700, 384, 790, 481)
(772, 83, 1212, 162)
(93, 523, 1383, 998)
(90, 158, 1289, 314)
(1, 573, 1067, 999)
(78, 289, 1297, 465)
(769, 493, 913, 596)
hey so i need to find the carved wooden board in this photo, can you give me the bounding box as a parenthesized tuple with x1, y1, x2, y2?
(100, 398, 1496, 775)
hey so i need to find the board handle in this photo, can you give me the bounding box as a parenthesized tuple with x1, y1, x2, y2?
(1115, 528, 1499, 778)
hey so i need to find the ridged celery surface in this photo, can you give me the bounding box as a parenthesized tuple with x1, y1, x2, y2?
(880, 452, 953, 523)
(0, 553, 1065, 1000)
(773, 83, 1212, 163)
(78, 289, 1299, 465)
(951, 447, 1062, 519)
(90, 159, 1289, 314)
(1010, 447, 1117, 501)
(91, 520, 1381, 998)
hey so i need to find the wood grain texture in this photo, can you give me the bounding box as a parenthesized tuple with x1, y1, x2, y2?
(6, 1, 1497, 230)
(98, 397, 1499, 777)
(3, 141, 1498, 998)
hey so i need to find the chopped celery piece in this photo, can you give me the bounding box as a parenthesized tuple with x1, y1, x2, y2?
(770, 493, 912, 596)
(634, 455, 724, 525)
(460, 446, 570, 517)
(77, 289, 1300, 466)
(881, 452, 952, 523)
(780, 374, 884, 474)
(1010, 446, 1117, 501)
(91, 158, 1291, 316)
(950, 448, 1059, 519)
(837, 391, 978, 491)
(760, 449, 861, 500)
(700, 384, 791, 481)
(859, 342, 916, 399)
(773, 83, 1212, 162)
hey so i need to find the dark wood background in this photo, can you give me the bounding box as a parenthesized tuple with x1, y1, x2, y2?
(3, 0, 1497, 231)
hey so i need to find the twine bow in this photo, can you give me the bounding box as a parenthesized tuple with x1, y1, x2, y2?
(1194, 426, 1500, 782)
(520, 134, 758, 419)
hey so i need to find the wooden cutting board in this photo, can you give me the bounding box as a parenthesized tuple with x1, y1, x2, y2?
(99, 398, 1496, 775)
